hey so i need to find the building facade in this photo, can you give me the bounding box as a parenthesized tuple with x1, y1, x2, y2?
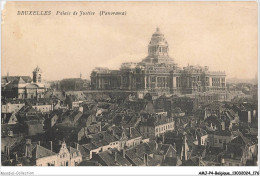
(2, 66, 47, 99)
(91, 28, 226, 95)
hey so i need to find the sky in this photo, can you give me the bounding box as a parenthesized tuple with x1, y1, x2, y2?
(2, 1, 258, 81)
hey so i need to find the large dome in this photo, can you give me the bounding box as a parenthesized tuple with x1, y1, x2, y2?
(141, 27, 175, 65)
(149, 27, 168, 46)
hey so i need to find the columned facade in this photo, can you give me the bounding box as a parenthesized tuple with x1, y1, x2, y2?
(90, 28, 226, 95)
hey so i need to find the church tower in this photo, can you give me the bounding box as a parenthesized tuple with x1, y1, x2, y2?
(33, 66, 42, 83)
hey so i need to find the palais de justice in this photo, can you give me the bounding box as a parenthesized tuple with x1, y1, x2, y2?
(91, 28, 226, 94)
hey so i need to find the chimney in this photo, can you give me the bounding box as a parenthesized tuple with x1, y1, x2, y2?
(162, 135, 165, 143)
(114, 151, 117, 162)
(50, 141, 53, 152)
(26, 139, 31, 145)
(77, 143, 79, 150)
(79, 106, 83, 113)
(5, 146, 10, 156)
(25, 145, 28, 157)
(221, 121, 225, 131)
(129, 127, 133, 138)
(143, 153, 148, 166)
(225, 143, 228, 151)
(122, 149, 126, 158)
(3, 114, 7, 123)
(155, 141, 158, 150)
(112, 129, 116, 136)
(173, 143, 176, 150)
(248, 111, 252, 123)
(38, 141, 41, 146)
(221, 158, 225, 165)
(15, 153, 18, 161)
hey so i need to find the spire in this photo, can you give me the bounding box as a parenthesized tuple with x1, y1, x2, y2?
(156, 27, 160, 32)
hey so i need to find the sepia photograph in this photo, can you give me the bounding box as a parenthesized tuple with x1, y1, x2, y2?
(1, 1, 258, 175)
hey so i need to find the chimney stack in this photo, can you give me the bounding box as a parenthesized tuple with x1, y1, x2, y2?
(129, 127, 133, 138)
(162, 135, 165, 144)
(143, 153, 148, 166)
(114, 151, 117, 162)
(79, 106, 83, 113)
(5, 146, 10, 156)
(225, 143, 228, 151)
(25, 145, 28, 157)
(25, 139, 32, 158)
(26, 139, 31, 145)
(122, 149, 126, 158)
(50, 141, 53, 152)
(221, 121, 225, 131)
(173, 143, 176, 150)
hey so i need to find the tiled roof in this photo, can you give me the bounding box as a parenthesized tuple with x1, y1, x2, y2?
(88, 131, 118, 144)
(161, 157, 177, 166)
(32, 145, 56, 159)
(97, 149, 131, 166)
(68, 146, 81, 158)
(125, 141, 161, 166)
(1, 113, 16, 124)
(81, 143, 97, 151)
(155, 144, 175, 155)
(78, 160, 99, 166)
(125, 149, 144, 166)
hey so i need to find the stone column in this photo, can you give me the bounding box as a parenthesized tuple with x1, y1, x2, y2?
(120, 75, 123, 89)
(209, 77, 212, 88)
(128, 74, 132, 90)
(144, 75, 147, 90)
(155, 77, 158, 88)
(147, 76, 150, 89)
(173, 77, 176, 88)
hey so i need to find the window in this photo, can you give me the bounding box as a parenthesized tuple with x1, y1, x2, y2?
(219, 139, 222, 144)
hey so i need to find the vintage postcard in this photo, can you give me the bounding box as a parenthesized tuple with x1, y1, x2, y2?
(1, 1, 258, 175)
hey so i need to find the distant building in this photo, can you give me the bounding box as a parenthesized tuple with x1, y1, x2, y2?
(1, 100, 25, 113)
(2, 66, 47, 99)
(59, 78, 90, 91)
(139, 114, 175, 139)
(91, 28, 226, 95)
